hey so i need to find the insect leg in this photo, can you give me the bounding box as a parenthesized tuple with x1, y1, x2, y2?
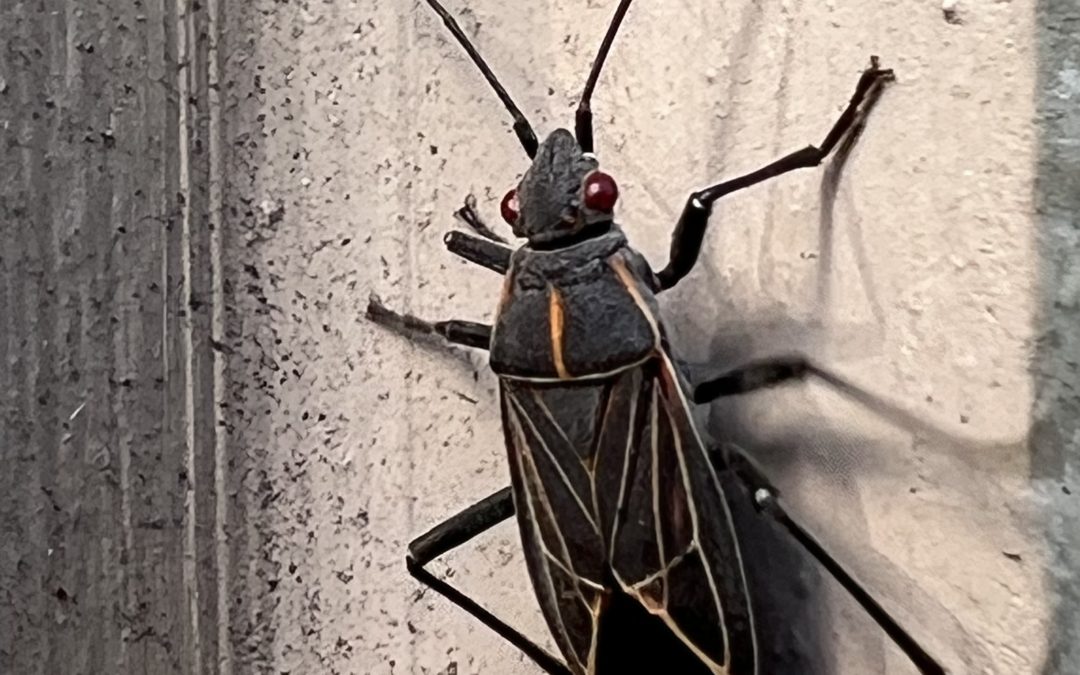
(692, 355, 942, 439)
(710, 444, 946, 675)
(444, 231, 512, 275)
(691, 354, 811, 404)
(575, 0, 636, 153)
(423, 0, 539, 157)
(408, 487, 573, 675)
(455, 194, 508, 244)
(366, 295, 491, 350)
(696, 356, 947, 671)
(657, 57, 895, 290)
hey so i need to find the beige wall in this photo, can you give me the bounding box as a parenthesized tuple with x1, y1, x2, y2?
(2, 0, 1077, 673)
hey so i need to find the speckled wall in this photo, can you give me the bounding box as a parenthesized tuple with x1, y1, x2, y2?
(1, 1, 1076, 674)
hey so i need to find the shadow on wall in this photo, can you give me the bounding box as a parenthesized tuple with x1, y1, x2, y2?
(1034, 3, 1080, 673)
(667, 3, 1080, 672)
(664, 5, 1068, 674)
(690, 83, 898, 675)
(677, 126, 991, 674)
(656, 6, 909, 669)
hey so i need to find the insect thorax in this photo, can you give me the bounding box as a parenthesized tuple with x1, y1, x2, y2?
(489, 227, 662, 381)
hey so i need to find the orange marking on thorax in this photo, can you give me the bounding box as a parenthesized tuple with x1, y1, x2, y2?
(608, 254, 661, 343)
(548, 287, 571, 379)
(496, 270, 514, 316)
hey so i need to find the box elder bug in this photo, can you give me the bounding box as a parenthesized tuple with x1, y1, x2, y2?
(368, 1, 957, 673)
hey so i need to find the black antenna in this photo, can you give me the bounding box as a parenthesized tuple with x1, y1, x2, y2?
(575, 0, 635, 153)
(424, 0, 539, 157)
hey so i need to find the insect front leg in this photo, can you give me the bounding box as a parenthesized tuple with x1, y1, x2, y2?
(454, 193, 508, 244)
(444, 231, 512, 275)
(366, 295, 491, 350)
(443, 192, 513, 274)
(657, 56, 895, 290)
(408, 487, 572, 675)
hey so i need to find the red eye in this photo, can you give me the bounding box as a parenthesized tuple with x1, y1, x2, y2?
(583, 171, 618, 212)
(500, 188, 519, 224)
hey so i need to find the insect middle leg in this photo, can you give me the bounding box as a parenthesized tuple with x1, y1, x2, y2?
(366, 295, 491, 349)
(366, 298, 814, 398)
(657, 56, 896, 290)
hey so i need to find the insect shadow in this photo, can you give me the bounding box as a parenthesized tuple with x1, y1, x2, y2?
(666, 115, 1005, 673)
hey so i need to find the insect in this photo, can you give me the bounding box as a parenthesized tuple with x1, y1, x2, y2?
(368, 1, 952, 673)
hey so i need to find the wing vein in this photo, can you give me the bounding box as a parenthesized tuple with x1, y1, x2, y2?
(508, 395, 601, 536)
(506, 402, 587, 672)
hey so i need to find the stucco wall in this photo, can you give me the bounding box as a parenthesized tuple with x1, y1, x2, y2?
(1, 0, 1077, 674)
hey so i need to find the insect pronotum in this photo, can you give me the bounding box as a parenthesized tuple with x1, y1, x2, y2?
(368, 1, 948, 673)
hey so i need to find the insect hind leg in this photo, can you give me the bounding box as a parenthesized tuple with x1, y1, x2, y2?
(407, 487, 572, 675)
(709, 443, 946, 675)
(695, 355, 945, 671)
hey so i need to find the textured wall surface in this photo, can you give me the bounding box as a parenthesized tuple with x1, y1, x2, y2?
(1, 0, 1077, 674)
(1, 1, 227, 673)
